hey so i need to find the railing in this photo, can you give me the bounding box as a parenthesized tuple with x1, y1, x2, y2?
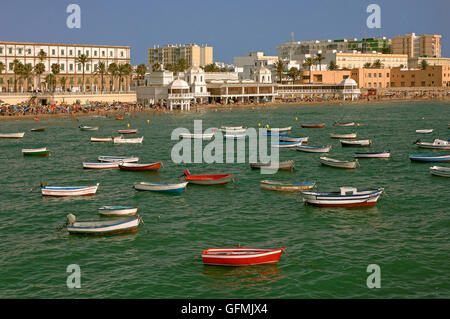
(168, 93, 194, 99)
(0, 91, 136, 96)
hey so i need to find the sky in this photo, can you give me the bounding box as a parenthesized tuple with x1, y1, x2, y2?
(1, 0, 449, 64)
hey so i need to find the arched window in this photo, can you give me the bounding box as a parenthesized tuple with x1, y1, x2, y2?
(194, 76, 197, 82)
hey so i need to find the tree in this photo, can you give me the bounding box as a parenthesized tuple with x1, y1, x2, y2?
(34, 63, 46, 91)
(136, 64, 147, 85)
(287, 67, 300, 83)
(51, 64, 60, 92)
(328, 61, 339, 70)
(119, 63, 133, 91)
(363, 62, 372, 68)
(420, 59, 429, 70)
(151, 63, 161, 72)
(176, 58, 188, 73)
(108, 63, 119, 91)
(372, 59, 383, 68)
(275, 60, 284, 83)
(45, 74, 56, 93)
(94, 61, 107, 92)
(60, 76, 67, 92)
(75, 53, 89, 92)
(315, 53, 325, 71)
(20, 63, 33, 92)
(303, 58, 315, 83)
(12, 59, 23, 92)
(165, 64, 176, 72)
(204, 64, 219, 72)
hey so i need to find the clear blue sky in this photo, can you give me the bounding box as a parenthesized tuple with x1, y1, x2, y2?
(1, 0, 449, 64)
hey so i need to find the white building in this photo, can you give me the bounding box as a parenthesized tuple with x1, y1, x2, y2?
(233, 52, 278, 80)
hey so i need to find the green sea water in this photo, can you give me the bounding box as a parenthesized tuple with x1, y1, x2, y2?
(0, 101, 449, 298)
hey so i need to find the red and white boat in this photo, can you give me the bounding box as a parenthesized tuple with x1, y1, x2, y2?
(301, 123, 325, 128)
(41, 183, 99, 197)
(202, 247, 285, 266)
(118, 129, 137, 134)
(183, 169, 233, 185)
(119, 162, 161, 171)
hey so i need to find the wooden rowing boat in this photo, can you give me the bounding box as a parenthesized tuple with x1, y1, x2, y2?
(319, 156, 357, 169)
(98, 206, 138, 216)
(183, 169, 233, 185)
(250, 160, 295, 171)
(30, 127, 46, 132)
(271, 140, 303, 148)
(330, 133, 357, 139)
(98, 156, 139, 163)
(22, 147, 50, 156)
(296, 144, 331, 153)
(113, 136, 143, 144)
(118, 129, 137, 134)
(91, 136, 122, 142)
(260, 180, 316, 191)
(79, 125, 99, 131)
(134, 181, 188, 193)
(202, 247, 285, 266)
(224, 134, 248, 139)
(0, 132, 25, 139)
(416, 129, 433, 134)
(409, 154, 450, 162)
(334, 122, 355, 126)
(279, 136, 308, 143)
(341, 139, 372, 147)
(301, 123, 325, 128)
(266, 126, 292, 132)
(41, 183, 99, 197)
(302, 187, 384, 207)
(414, 139, 450, 150)
(429, 166, 450, 177)
(119, 162, 161, 171)
(354, 151, 390, 158)
(66, 214, 140, 235)
(179, 133, 214, 139)
(83, 162, 119, 169)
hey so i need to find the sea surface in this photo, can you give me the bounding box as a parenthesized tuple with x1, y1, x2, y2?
(0, 101, 449, 298)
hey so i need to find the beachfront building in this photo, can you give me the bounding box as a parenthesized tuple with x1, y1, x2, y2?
(408, 57, 450, 69)
(389, 66, 450, 87)
(206, 80, 278, 104)
(0, 41, 131, 93)
(392, 33, 441, 58)
(350, 68, 391, 89)
(335, 52, 408, 69)
(148, 44, 213, 68)
(300, 70, 351, 84)
(233, 52, 279, 80)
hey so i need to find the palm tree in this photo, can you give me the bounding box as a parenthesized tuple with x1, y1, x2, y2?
(37, 50, 47, 63)
(372, 59, 383, 68)
(136, 64, 147, 86)
(75, 53, 89, 92)
(0, 62, 5, 92)
(60, 76, 67, 92)
(303, 58, 315, 83)
(176, 58, 188, 73)
(151, 63, 161, 72)
(20, 64, 33, 92)
(204, 64, 219, 72)
(328, 61, 338, 70)
(45, 74, 56, 93)
(287, 67, 300, 83)
(420, 60, 429, 70)
(315, 53, 325, 71)
(51, 64, 60, 92)
(108, 63, 119, 91)
(119, 63, 133, 91)
(275, 60, 284, 83)
(94, 61, 107, 92)
(34, 63, 46, 92)
(12, 59, 23, 92)
(363, 62, 372, 68)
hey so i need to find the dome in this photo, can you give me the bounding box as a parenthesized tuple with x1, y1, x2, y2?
(169, 79, 190, 90)
(186, 64, 203, 73)
(341, 78, 357, 86)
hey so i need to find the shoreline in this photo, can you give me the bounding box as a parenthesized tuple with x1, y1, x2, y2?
(1, 96, 449, 121)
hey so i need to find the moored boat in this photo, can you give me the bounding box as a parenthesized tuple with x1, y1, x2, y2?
(354, 151, 391, 158)
(416, 129, 433, 134)
(330, 133, 357, 139)
(260, 180, 316, 192)
(319, 156, 357, 169)
(119, 162, 161, 171)
(41, 183, 99, 196)
(30, 127, 46, 132)
(409, 154, 450, 162)
(220, 128, 247, 134)
(91, 136, 122, 142)
(296, 144, 331, 153)
(0, 132, 25, 139)
(98, 156, 139, 163)
(66, 214, 140, 235)
(271, 140, 302, 148)
(183, 169, 233, 185)
(113, 136, 143, 144)
(279, 136, 309, 143)
(134, 181, 188, 193)
(301, 123, 325, 128)
(266, 126, 292, 132)
(302, 187, 384, 207)
(334, 122, 355, 127)
(98, 206, 138, 216)
(341, 139, 372, 147)
(82, 162, 119, 169)
(250, 160, 295, 171)
(118, 129, 137, 134)
(179, 133, 214, 139)
(22, 147, 50, 156)
(414, 139, 450, 150)
(202, 247, 285, 266)
(263, 130, 289, 136)
(224, 134, 248, 139)
(429, 166, 450, 177)
(79, 124, 99, 131)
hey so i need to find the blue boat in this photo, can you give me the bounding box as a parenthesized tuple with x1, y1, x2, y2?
(271, 140, 303, 148)
(264, 131, 289, 136)
(409, 154, 450, 162)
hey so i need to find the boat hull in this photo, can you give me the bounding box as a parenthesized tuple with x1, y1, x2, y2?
(202, 248, 284, 266)
(0, 132, 25, 139)
(409, 155, 450, 162)
(250, 160, 295, 171)
(301, 123, 325, 128)
(319, 157, 357, 169)
(67, 217, 139, 235)
(341, 140, 372, 147)
(83, 162, 119, 169)
(119, 162, 161, 171)
(134, 182, 188, 193)
(302, 189, 383, 207)
(296, 145, 331, 153)
(118, 129, 137, 134)
(98, 156, 139, 163)
(330, 133, 357, 139)
(260, 180, 316, 191)
(41, 184, 99, 197)
(185, 175, 233, 185)
(430, 166, 450, 177)
(355, 152, 390, 158)
(98, 207, 138, 216)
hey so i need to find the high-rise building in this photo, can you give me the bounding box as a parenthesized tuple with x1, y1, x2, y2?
(148, 44, 213, 68)
(392, 33, 441, 58)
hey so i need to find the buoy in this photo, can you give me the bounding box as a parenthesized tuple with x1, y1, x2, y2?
(295, 117, 298, 121)
(127, 123, 130, 127)
(356, 123, 360, 126)
(258, 123, 261, 127)
(421, 117, 424, 120)
(147, 120, 150, 124)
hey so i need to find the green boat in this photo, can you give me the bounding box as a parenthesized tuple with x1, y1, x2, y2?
(22, 148, 50, 156)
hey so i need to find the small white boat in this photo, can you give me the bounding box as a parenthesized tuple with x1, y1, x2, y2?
(118, 129, 137, 134)
(83, 162, 119, 169)
(98, 156, 139, 163)
(415, 139, 450, 150)
(416, 129, 433, 134)
(319, 157, 357, 169)
(341, 139, 372, 147)
(220, 128, 247, 134)
(296, 144, 331, 153)
(224, 134, 248, 139)
(271, 140, 302, 148)
(260, 180, 316, 192)
(0, 132, 25, 139)
(330, 133, 357, 139)
(79, 125, 99, 131)
(113, 136, 143, 144)
(334, 122, 355, 127)
(98, 206, 138, 216)
(22, 147, 50, 156)
(267, 126, 292, 132)
(134, 181, 188, 193)
(221, 126, 243, 130)
(66, 214, 140, 235)
(179, 133, 214, 139)
(302, 187, 383, 207)
(429, 166, 450, 177)
(91, 136, 122, 142)
(41, 183, 99, 197)
(279, 136, 309, 143)
(355, 151, 391, 158)
(250, 160, 295, 171)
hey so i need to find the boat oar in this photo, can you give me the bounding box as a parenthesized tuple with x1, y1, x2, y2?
(138, 215, 149, 234)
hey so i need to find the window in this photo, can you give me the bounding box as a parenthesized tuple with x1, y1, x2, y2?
(8, 48, 12, 54)
(86, 64, 90, 71)
(386, 73, 389, 77)
(78, 50, 81, 56)
(27, 49, 31, 54)
(94, 51, 97, 57)
(60, 64, 65, 71)
(102, 51, 105, 57)
(52, 49, 56, 55)
(61, 49, 65, 55)
(69, 49, 73, 56)
(374, 73, 377, 78)
(78, 64, 81, 71)
(18, 48, 22, 54)
(0, 48, 3, 54)
(9, 63, 13, 70)
(379, 73, 382, 77)
(368, 73, 371, 78)
(110, 51, 113, 57)
(69, 64, 73, 71)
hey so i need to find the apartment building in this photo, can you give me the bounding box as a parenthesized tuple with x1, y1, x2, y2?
(148, 44, 213, 68)
(392, 33, 442, 58)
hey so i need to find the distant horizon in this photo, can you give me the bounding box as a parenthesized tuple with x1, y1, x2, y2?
(1, 0, 448, 64)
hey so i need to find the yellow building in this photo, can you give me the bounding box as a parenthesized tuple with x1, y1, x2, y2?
(390, 66, 450, 87)
(392, 33, 441, 58)
(350, 68, 391, 89)
(148, 44, 213, 67)
(336, 52, 408, 69)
